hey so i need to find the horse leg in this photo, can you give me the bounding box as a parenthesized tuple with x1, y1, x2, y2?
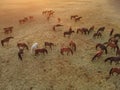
(110, 60, 112, 65)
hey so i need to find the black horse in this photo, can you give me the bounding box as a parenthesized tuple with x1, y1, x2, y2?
(104, 57, 120, 65)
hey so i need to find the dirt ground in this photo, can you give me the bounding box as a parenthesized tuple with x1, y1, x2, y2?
(0, 0, 120, 90)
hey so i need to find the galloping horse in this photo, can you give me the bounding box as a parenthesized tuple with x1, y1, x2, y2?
(69, 41, 76, 51)
(109, 67, 120, 76)
(104, 57, 120, 65)
(3, 26, 13, 34)
(96, 43, 107, 54)
(45, 42, 55, 50)
(1, 36, 14, 46)
(35, 48, 48, 56)
(17, 43, 29, 50)
(31, 43, 38, 54)
(60, 47, 73, 55)
(64, 30, 74, 37)
(91, 50, 103, 61)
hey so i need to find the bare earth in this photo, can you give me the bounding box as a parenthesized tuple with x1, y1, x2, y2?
(0, 0, 120, 90)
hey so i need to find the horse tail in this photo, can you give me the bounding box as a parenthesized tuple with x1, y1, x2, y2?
(1, 40, 4, 46)
(109, 68, 113, 76)
(18, 52, 22, 61)
(25, 44, 29, 50)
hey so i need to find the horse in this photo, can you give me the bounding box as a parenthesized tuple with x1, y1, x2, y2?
(1, 36, 14, 46)
(53, 24, 63, 31)
(70, 15, 78, 20)
(69, 41, 76, 51)
(104, 57, 120, 65)
(35, 48, 48, 56)
(108, 37, 118, 45)
(96, 43, 107, 54)
(60, 47, 73, 55)
(109, 28, 114, 36)
(97, 27, 105, 33)
(93, 32, 102, 38)
(75, 17, 82, 22)
(19, 19, 26, 24)
(3, 26, 13, 34)
(18, 47, 24, 61)
(106, 42, 119, 51)
(29, 16, 34, 20)
(45, 42, 55, 50)
(109, 67, 120, 76)
(76, 28, 89, 35)
(91, 50, 103, 61)
(17, 43, 29, 50)
(64, 30, 74, 37)
(31, 43, 38, 54)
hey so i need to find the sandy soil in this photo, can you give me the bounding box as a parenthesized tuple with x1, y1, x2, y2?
(0, 0, 120, 90)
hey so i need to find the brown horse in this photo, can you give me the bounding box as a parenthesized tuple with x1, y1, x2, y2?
(97, 27, 105, 33)
(17, 43, 29, 50)
(18, 47, 24, 61)
(35, 48, 48, 56)
(45, 42, 55, 50)
(76, 28, 89, 35)
(109, 67, 120, 76)
(93, 32, 102, 38)
(70, 15, 78, 20)
(106, 42, 119, 51)
(104, 57, 120, 65)
(69, 41, 76, 51)
(19, 19, 26, 24)
(75, 17, 82, 22)
(64, 30, 74, 37)
(91, 50, 103, 61)
(88, 26, 94, 34)
(3, 26, 13, 34)
(1, 36, 14, 46)
(60, 47, 73, 55)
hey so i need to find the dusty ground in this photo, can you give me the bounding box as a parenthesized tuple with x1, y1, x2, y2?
(0, 0, 120, 90)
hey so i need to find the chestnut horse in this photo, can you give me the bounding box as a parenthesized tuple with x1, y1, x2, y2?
(109, 67, 120, 76)
(35, 48, 48, 56)
(17, 43, 29, 50)
(106, 42, 119, 51)
(1, 36, 14, 46)
(104, 57, 120, 65)
(60, 47, 73, 55)
(91, 50, 103, 61)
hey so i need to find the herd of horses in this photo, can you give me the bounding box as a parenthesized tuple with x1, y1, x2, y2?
(0, 10, 120, 77)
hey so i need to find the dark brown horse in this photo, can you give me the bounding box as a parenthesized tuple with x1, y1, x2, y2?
(17, 43, 29, 50)
(3, 26, 13, 34)
(18, 47, 24, 61)
(109, 67, 120, 76)
(104, 57, 120, 65)
(64, 30, 74, 37)
(91, 50, 103, 61)
(35, 48, 48, 56)
(97, 27, 105, 33)
(88, 26, 94, 34)
(69, 41, 76, 51)
(60, 47, 73, 55)
(76, 28, 89, 35)
(93, 32, 102, 38)
(1, 36, 14, 46)
(45, 42, 55, 50)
